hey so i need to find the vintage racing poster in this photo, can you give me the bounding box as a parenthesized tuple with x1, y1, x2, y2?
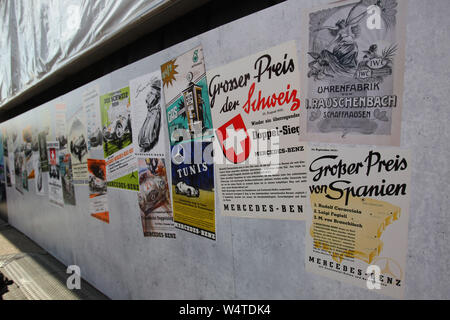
(54, 103, 68, 151)
(170, 141, 215, 240)
(88, 158, 109, 223)
(130, 71, 175, 238)
(130, 71, 166, 159)
(305, 145, 411, 298)
(100, 87, 139, 192)
(38, 105, 52, 172)
(59, 152, 76, 206)
(300, 0, 407, 146)
(83, 85, 103, 155)
(0, 131, 6, 202)
(161, 46, 216, 240)
(67, 103, 89, 185)
(137, 158, 175, 238)
(161, 46, 214, 145)
(7, 124, 15, 187)
(1, 126, 12, 187)
(21, 124, 33, 188)
(207, 40, 308, 220)
(47, 141, 64, 208)
(34, 151, 45, 195)
(13, 142, 23, 194)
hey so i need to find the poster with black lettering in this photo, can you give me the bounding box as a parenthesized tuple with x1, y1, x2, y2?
(54, 104, 68, 151)
(305, 145, 411, 298)
(100, 87, 139, 192)
(137, 158, 175, 238)
(38, 105, 52, 172)
(300, 0, 407, 146)
(171, 141, 215, 240)
(67, 103, 89, 185)
(22, 124, 33, 190)
(0, 131, 6, 203)
(47, 141, 64, 208)
(83, 86, 103, 155)
(7, 122, 16, 187)
(207, 41, 308, 220)
(1, 126, 12, 187)
(59, 152, 76, 206)
(88, 158, 109, 223)
(34, 151, 45, 195)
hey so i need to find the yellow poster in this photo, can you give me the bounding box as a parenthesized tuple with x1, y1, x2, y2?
(305, 145, 411, 298)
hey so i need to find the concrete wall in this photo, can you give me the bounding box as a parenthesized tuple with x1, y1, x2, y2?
(4, 0, 450, 299)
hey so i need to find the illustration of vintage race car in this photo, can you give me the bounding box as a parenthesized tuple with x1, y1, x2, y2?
(138, 103, 161, 152)
(70, 134, 88, 162)
(89, 127, 103, 148)
(138, 174, 168, 215)
(103, 114, 132, 142)
(175, 181, 199, 197)
(89, 175, 107, 194)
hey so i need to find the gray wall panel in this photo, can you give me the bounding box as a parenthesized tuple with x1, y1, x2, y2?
(4, 0, 450, 299)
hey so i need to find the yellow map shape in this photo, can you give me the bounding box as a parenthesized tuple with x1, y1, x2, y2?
(310, 191, 400, 264)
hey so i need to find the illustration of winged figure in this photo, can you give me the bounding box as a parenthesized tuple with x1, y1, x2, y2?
(310, 0, 367, 77)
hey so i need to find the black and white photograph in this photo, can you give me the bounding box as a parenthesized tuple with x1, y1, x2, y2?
(130, 71, 165, 158)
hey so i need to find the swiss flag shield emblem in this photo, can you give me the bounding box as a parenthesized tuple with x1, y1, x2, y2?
(217, 114, 251, 164)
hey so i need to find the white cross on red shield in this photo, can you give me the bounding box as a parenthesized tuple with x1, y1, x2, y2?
(49, 148, 56, 165)
(216, 114, 251, 164)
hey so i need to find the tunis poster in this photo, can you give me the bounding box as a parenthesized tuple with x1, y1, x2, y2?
(100, 87, 139, 192)
(170, 141, 215, 240)
(130, 71, 175, 238)
(88, 158, 109, 223)
(305, 145, 411, 298)
(300, 0, 407, 146)
(47, 141, 64, 208)
(67, 103, 89, 185)
(161, 46, 216, 240)
(207, 40, 308, 220)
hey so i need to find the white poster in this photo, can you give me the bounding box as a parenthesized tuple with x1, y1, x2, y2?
(83, 85, 103, 155)
(207, 40, 308, 220)
(67, 104, 89, 185)
(34, 152, 45, 195)
(300, 0, 407, 146)
(305, 145, 411, 298)
(130, 71, 175, 238)
(130, 71, 166, 158)
(54, 103, 68, 151)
